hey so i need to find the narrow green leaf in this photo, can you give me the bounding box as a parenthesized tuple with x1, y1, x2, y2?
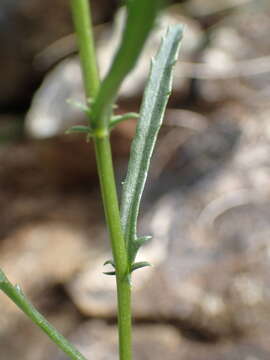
(131, 261, 152, 273)
(0, 268, 87, 359)
(103, 271, 116, 276)
(66, 99, 90, 115)
(91, 0, 163, 131)
(109, 113, 139, 130)
(121, 25, 184, 264)
(65, 125, 91, 134)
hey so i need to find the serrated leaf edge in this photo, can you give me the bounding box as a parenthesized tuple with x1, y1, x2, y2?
(120, 25, 184, 266)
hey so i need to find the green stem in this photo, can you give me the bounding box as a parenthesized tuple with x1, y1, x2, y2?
(91, 0, 163, 132)
(69, 1, 132, 360)
(94, 136, 132, 360)
(70, 0, 100, 99)
(0, 270, 87, 360)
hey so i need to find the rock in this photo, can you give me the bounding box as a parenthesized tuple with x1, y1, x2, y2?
(0, 139, 99, 238)
(0, 118, 135, 202)
(180, 333, 270, 360)
(25, 58, 86, 138)
(0, 295, 81, 360)
(48, 321, 270, 360)
(0, 114, 24, 143)
(3, 311, 270, 360)
(0, 0, 116, 107)
(0, 223, 89, 333)
(0, 0, 71, 107)
(185, 0, 254, 18)
(196, 3, 270, 104)
(50, 321, 183, 360)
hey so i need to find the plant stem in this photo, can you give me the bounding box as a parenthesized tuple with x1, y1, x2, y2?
(70, 0, 99, 99)
(94, 136, 131, 360)
(70, 1, 132, 359)
(90, 0, 163, 131)
(0, 270, 87, 360)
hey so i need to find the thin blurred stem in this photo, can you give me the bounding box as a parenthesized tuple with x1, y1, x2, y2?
(70, 0, 100, 99)
(0, 270, 87, 360)
(94, 136, 132, 360)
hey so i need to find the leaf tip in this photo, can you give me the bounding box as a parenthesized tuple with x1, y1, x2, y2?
(131, 261, 152, 273)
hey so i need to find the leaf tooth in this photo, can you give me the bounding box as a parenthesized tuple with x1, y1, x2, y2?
(103, 259, 116, 275)
(103, 259, 115, 268)
(103, 271, 116, 276)
(125, 273, 132, 285)
(109, 112, 139, 130)
(129, 235, 152, 264)
(66, 99, 91, 115)
(131, 261, 152, 273)
(136, 235, 152, 246)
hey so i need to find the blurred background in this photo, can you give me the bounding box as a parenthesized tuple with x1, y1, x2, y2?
(1, 0, 270, 359)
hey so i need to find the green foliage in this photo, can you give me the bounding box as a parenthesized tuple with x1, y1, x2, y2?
(121, 25, 183, 270)
(66, 113, 139, 136)
(90, 0, 164, 131)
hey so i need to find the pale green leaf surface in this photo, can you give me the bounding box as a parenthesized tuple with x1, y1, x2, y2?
(121, 25, 183, 265)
